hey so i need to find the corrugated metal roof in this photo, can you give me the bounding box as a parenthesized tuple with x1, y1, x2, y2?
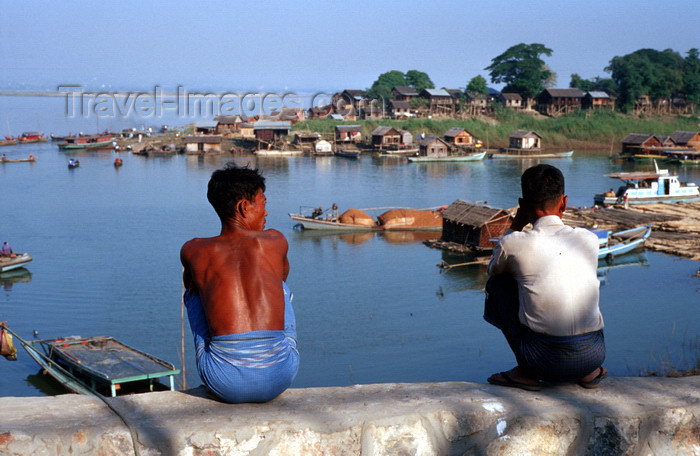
(442, 200, 510, 227)
(253, 121, 291, 130)
(419, 135, 447, 148)
(509, 130, 541, 139)
(444, 127, 465, 137)
(423, 88, 451, 97)
(586, 91, 609, 99)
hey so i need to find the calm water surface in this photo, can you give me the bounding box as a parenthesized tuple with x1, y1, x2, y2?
(0, 97, 698, 397)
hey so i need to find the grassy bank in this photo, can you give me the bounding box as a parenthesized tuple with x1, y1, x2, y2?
(292, 110, 699, 153)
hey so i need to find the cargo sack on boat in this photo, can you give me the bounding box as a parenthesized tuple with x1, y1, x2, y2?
(0, 326, 17, 361)
(377, 209, 442, 229)
(338, 208, 376, 227)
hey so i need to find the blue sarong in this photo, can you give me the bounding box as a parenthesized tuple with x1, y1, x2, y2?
(184, 282, 299, 403)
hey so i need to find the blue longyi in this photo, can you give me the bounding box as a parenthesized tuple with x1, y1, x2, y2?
(184, 282, 299, 403)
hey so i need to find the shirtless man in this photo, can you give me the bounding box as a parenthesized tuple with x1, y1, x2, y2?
(180, 164, 299, 403)
(485, 164, 606, 390)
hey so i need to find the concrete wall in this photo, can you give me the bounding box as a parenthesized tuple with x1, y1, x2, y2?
(1, 376, 698, 455)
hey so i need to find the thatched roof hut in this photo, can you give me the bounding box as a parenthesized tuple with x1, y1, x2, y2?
(440, 200, 513, 251)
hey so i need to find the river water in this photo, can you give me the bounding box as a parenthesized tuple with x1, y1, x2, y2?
(0, 96, 698, 397)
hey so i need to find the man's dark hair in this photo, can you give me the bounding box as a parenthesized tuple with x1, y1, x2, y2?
(521, 164, 564, 206)
(207, 163, 266, 220)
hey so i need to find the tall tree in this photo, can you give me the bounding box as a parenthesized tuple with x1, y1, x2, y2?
(365, 70, 407, 100)
(606, 48, 684, 111)
(683, 48, 700, 104)
(485, 43, 554, 99)
(466, 75, 488, 94)
(405, 70, 435, 93)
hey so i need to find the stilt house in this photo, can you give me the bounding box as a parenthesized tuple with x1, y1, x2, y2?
(440, 200, 513, 252)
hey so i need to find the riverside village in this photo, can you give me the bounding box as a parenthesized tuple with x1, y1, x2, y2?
(1, 38, 699, 455)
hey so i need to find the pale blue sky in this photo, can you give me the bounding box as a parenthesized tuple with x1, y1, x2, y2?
(1, 0, 698, 93)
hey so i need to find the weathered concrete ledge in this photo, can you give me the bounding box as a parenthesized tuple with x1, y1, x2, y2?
(1, 376, 698, 455)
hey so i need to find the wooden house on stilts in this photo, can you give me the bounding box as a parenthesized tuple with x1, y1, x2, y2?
(439, 200, 513, 253)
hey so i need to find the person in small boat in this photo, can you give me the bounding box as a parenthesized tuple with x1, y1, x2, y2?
(180, 164, 299, 403)
(485, 164, 606, 391)
(1, 154, 6, 161)
(69, 158, 75, 167)
(1, 242, 12, 257)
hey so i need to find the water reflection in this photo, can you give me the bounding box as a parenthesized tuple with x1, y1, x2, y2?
(436, 251, 490, 296)
(0, 268, 32, 291)
(291, 228, 440, 246)
(597, 251, 650, 285)
(26, 371, 67, 396)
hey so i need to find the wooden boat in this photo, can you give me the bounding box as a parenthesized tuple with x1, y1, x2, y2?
(114, 157, 123, 167)
(663, 149, 700, 166)
(68, 160, 80, 169)
(289, 213, 377, 231)
(0, 253, 32, 273)
(7, 330, 180, 397)
(489, 149, 574, 159)
(0, 138, 17, 146)
(290, 205, 444, 231)
(0, 156, 35, 163)
(407, 151, 486, 163)
(253, 149, 303, 156)
(335, 149, 361, 159)
(593, 163, 700, 206)
(592, 224, 652, 259)
(58, 134, 113, 150)
(17, 132, 47, 144)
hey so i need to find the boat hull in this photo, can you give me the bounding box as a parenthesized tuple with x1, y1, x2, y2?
(595, 225, 652, 259)
(58, 140, 113, 150)
(489, 150, 574, 159)
(594, 194, 700, 206)
(407, 151, 486, 162)
(289, 214, 376, 231)
(0, 254, 32, 273)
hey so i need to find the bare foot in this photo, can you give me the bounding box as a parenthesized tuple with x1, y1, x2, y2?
(579, 366, 607, 383)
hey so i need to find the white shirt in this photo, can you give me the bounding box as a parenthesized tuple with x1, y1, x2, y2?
(487, 215, 604, 336)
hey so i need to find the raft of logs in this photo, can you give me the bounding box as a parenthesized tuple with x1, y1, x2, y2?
(564, 201, 700, 261)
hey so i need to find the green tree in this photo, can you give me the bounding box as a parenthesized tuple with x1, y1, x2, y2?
(409, 97, 428, 109)
(405, 70, 435, 93)
(365, 70, 407, 100)
(683, 48, 700, 104)
(485, 43, 554, 99)
(570, 74, 619, 93)
(466, 75, 488, 94)
(606, 48, 684, 111)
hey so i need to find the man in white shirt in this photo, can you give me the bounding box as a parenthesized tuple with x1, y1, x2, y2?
(485, 164, 606, 391)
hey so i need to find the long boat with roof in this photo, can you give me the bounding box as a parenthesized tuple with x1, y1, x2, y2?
(594, 162, 700, 206)
(58, 134, 114, 151)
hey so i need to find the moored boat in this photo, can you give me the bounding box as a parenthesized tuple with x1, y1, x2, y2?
(663, 149, 700, 166)
(407, 151, 486, 162)
(591, 224, 652, 259)
(0, 253, 32, 273)
(290, 205, 444, 231)
(253, 149, 303, 156)
(489, 149, 574, 159)
(0, 138, 17, 146)
(3, 328, 180, 397)
(593, 163, 700, 206)
(58, 134, 114, 150)
(17, 132, 47, 144)
(0, 155, 35, 163)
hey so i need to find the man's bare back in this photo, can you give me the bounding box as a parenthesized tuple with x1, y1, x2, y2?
(181, 188, 290, 336)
